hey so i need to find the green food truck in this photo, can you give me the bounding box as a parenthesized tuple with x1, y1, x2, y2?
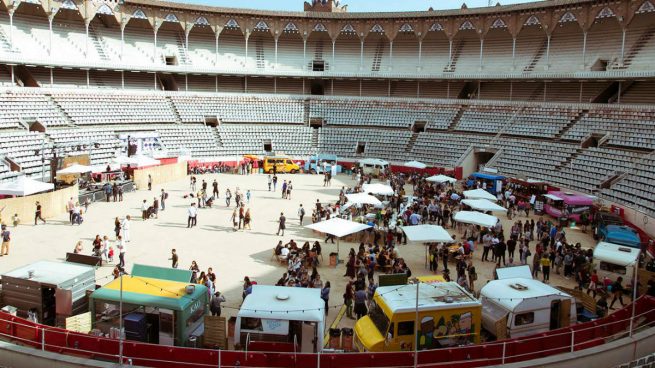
(89, 264, 207, 346)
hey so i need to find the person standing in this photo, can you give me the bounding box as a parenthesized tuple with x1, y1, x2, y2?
(267, 175, 272, 191)
(210, 292, 226, 316)
(114, 217, 121, 239)
(118, 186, 124, 202)
(354, 285, 368, 320)
(343, 281, 354, 319)
(160, 189, 167, 211)
(212, 179, 219, 198)
(225, 189, 232, 207)
(298, 204, 305, 225)
(34, 201, 45, 225)
(170, 249, 179, 268)
(1, 224, 10, 256)
(141, 200, 148, 220)
(117, 235, 126, 268)
(103, 183, 112, 202)
(231, 208, 238, 231)
(112, 183, 118, 202)
(281, 180, 288, 199)
(238, 205, 245, 230)
(67, 197, 75, 224)
(609, 276, 626, 309)
(147, 174, 152, 191)
(277, 212, 286, 236)
(244, 209, 252, 230)
(541, 253, 551, 283)
(246, 190, 251, 204)
(272, 175, 278, 192)
(321, 281, 331, 316)
(187, 203, 198, 228)
(121, 216, 131, 242)
(286, 181, 293, 200)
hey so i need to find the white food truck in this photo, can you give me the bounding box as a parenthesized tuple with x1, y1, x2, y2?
(235, 285, 325, 353)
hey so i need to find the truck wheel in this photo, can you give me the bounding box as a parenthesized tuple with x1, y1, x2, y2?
(268, 169, 274, 174)
(291, 169, 298, 174)
(310, 169, 316, 175)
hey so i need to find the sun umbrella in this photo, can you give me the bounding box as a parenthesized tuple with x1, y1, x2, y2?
(362, 183, 395, 196)
(426, 174, 457, 184)
(404, 160, 427, 169)
(400, 225, 454, 243)
(0, 176, 54, 196)
(345, 193, 382, 206)
(305, 217, 372, 254)
(453, 211, 498, 228)
(463, 188, 498, 201)
(461, 199, 508, 213)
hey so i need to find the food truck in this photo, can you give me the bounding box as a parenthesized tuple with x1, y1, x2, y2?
(468, 172, 506, 194)
(1, 261, 96, 326)
(235, 285, 325, 353)
(354, 282, 481, 352)
(480, 278, 577, 339)
(358, 158, 389, 176)
(89, 265, 207, 346)
(543, 191, 595, 223)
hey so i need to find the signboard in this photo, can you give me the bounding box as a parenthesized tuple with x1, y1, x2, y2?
(262, 319, 289, 335)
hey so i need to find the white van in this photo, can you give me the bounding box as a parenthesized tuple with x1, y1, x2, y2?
(480, 278, 577, 339)
(358, 158, 389, 176)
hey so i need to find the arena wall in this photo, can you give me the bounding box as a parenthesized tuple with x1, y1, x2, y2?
(132, 161, 187, 190)
(0, 185, 78, 226)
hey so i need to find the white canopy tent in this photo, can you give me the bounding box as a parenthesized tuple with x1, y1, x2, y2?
(463, 189, 498, 201)
(112, 155, 160, 168)
(400, 225, 455, 243)
(305, 217, 371, 253)
(453, 211, 499, 228)
(358, 158, 389, 166)
(426, 174, 457, 184)
(404, 160, 427, 169)
(345, 193, 382, 207)
(462, 199, 508, 213)
(362, 183, 395, 196)
(0, 176, 54, 196)
(56, 164, 93, 175)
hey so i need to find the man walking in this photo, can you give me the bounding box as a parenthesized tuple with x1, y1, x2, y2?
(34, 201, 46, 225)
(277, 212, 286, 236)
(281, 180, 288, 199)
(117, 235, 126, 268)
(187, 203, 198, 228)
(298, 204, 305, 225)
(170, 249, 179, 268)
(1, 224, 10, 256)
(121, 215, 131, 242)
(141, 199, 148, 220)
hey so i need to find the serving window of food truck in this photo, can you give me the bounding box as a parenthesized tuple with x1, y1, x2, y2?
(543, 191, 594, 223)
(235, 285, 325, 353)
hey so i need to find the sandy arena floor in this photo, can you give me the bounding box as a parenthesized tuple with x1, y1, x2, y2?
(0, 172, 587, 331)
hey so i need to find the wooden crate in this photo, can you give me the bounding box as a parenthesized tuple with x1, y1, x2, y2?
(203, 315, 227, 349)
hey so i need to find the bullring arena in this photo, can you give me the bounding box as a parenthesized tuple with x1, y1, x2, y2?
(0, 0, 654, 367)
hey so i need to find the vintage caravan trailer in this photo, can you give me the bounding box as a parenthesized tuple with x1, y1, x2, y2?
(480, 278, 577, 339)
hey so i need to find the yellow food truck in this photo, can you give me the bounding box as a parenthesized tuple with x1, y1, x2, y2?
(354, 282, 481, 352)
(262, 155, 300, 174)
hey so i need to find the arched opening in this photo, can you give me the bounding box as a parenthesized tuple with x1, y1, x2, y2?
(362, 31, 389, 72)
(158, 20, 186, 65)
(89, 13, 121, 62)
(218, 27, 246, 70)
(249, 27, 274, 70)
(123, 18, 156, 65)
(448, 28, 480, 73)
(623, 12, 655, 69)
(482, 27, 513, 72)
(586, 13, 622, 70)
(393, 31, 419, 72)
(187, 21, 216, 67)
(515, 22, 547, 72)
(277, 29, 304, 71)
(421, 29, 449, 73)
(333, 31, 360, 73)
(548, 20, 583, 72)
(305, 30, 331, 72)
(12, 2, 50, 57)
(51, 7, 88, 61)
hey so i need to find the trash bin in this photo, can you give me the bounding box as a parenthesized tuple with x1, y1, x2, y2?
(341, 328, 353, 351)
(329, 252, 338, 267)
(329, 328, 341, 349)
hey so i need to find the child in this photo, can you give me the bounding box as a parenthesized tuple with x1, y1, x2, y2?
(108, 246, 114, 262)
(12, 214, 19, 227)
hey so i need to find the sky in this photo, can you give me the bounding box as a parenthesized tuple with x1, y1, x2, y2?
(166, 0, 542, 12)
